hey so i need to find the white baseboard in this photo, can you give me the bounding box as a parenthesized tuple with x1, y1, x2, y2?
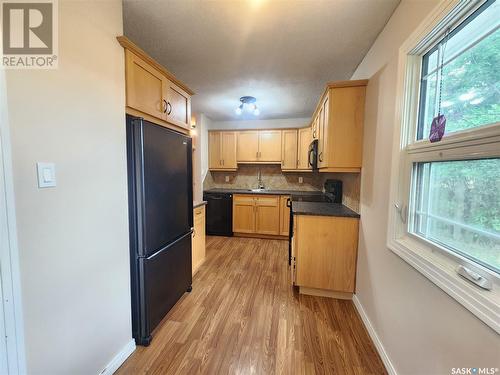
(352, 295, 397, 375)
(99, 339, 136, 375)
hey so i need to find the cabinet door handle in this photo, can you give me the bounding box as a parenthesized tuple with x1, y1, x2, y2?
(163, 99, 168, 113)
(256, 151, 259, 158)
(318, 152, 323, 162)
(166, 101, 172, 115)
(222, 159, 224, 166)
(193, 229, 196, 238)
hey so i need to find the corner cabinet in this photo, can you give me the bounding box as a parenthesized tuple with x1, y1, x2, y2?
(208, 131, 237, 171)
(118, 36, 194, 133)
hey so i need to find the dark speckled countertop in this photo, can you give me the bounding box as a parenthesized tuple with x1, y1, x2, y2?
(292, 202, 360, 218)
(203, 188, 323, 196)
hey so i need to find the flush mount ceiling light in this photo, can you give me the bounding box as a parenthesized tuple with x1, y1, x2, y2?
(235, 96, 260, 116)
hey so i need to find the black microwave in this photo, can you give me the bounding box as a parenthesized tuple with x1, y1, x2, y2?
(308, 139, 318, 170)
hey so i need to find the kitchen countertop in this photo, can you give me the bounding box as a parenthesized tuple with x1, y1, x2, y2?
(292, 201, 360, 218)
(193, 200, 207, 208)
(203, 188, 324, 197)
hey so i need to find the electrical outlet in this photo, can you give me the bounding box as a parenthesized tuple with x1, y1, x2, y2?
(298, 176, 303, 184)
(225, 176, 230, 182)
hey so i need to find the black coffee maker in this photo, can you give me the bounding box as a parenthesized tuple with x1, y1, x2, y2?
(324, 179, 342, 203)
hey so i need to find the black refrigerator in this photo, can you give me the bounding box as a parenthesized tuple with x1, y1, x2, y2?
(126, 115, 193, 346)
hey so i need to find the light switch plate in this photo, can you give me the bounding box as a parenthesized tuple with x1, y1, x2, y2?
(37, 162, 56, 188)
(298, 176, 303, 184)
(225, 176, 230, 182)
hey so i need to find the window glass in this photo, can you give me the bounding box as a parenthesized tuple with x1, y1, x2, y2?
(417, 0, 500, 140)
(411, 159, 500, 273)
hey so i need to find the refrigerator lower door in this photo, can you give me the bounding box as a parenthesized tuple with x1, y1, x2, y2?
(133, 231, 192, 346)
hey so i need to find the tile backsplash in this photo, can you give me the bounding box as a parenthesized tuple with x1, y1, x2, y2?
(203, 165, 360, 212)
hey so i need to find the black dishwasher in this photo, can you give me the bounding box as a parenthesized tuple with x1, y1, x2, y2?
(203, 192, 233, 236)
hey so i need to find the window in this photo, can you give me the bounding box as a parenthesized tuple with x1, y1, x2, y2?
(389, 0, 500, 334)
(411, 159, 500, 273)
(417, 0, 500, 139)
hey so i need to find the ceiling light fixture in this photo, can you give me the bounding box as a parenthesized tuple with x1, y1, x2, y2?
(235, 96, 260, 116)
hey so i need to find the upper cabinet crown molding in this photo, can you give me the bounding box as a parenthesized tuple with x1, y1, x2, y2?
(118, 36, 193, 133)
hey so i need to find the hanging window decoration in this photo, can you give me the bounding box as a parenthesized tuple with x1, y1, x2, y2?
(429, 29, 451, 143)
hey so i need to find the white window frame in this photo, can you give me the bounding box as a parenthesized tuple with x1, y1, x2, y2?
(388, 0, 500, 334)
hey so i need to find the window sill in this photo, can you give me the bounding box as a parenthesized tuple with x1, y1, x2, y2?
(387, 235, 499, 333)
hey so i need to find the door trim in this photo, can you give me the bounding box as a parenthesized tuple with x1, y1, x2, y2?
(0, 74, 26, 374)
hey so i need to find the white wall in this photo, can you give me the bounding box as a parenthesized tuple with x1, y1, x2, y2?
(196, 113, 213, 197)
(351, 1, 500, 374)
(5, 1, 133, 373)
(209, 117, 310, 130)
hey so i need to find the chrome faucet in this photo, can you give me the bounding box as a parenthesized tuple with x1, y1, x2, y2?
(257, 169, 265, 189)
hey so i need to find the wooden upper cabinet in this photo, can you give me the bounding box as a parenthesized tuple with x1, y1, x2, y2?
(236, 130, 282, 163)
(297, 127, 312, 170)
(237, 131, 259, 162)
(312, 80, 367, 172)
(281, 130, 298, 170)
(255, 196, 280, 235)
(165, 81, 191, 130)
(125, 50, 165, 120)
(118, 36, 194, 133)
(221, 132, 237, 169)
(318, 96, 329, 169)
(208, 131, 236, 170)
(279, 195, 291, 236)
(311, 116, 319, 140)
(258, 130, 282, 162)
(209, 131, 222, 169)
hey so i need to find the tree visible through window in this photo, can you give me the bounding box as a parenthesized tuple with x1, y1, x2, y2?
(410, 0, 500, 275)
(412, 159, 500, 273)
(417, 0, 500, 139)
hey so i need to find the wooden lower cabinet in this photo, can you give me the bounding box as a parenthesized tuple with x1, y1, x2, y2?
(233, 194, 281, 237)
(293, 215, 359, 296)
(279, 196, 290, 236)
(232, 195, 256, 233)
(192, 205, 206, 274)
(255, 196, 280, 235)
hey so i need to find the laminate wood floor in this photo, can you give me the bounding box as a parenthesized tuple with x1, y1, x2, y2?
(117, 236, 387, 375)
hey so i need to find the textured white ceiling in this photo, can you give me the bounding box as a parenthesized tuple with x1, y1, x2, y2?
(123, 0, 400, 121)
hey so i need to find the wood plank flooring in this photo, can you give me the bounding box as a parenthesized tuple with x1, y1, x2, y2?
(117, 236, 387, 375)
